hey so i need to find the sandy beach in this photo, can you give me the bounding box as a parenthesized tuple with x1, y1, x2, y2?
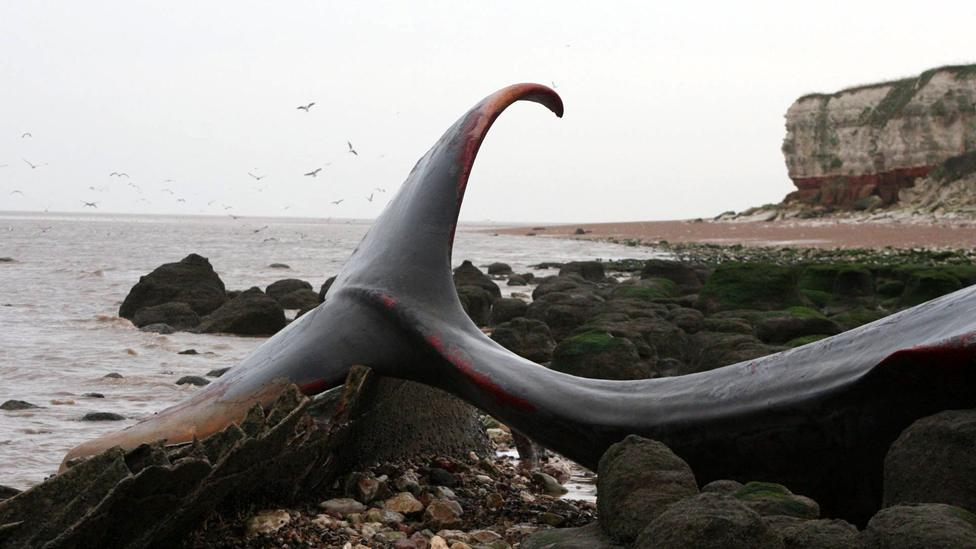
(495, 218, 976, 249)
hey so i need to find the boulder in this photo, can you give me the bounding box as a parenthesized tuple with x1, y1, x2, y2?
(682, 331, 784, 375)
(734, 481, 820, 519)
(456, 285, 494, 327)
(506, 274, 528, 286)
(490, 318, 556, 363)
(526, 291, 604, 341)
(139, 323, 175, 334)
(551, 330, 648, 380)
(558, 261, 606, 282)
(130, 302, 200, 329)
(863, 503, 976, 548)
(634, 493, 782, 549)
(453, 260, 501, 299)
(198, 287, 286, 336)
(668, 307, 705, 334)
(698, 263, 804, 313)
(423, 498, 463, 529)
(884, 409, 976, 512)
(275, 289, 321, 310)
(489, 298, 528, 326)
(319, 498, 366, 517)
(754, 308, 842, 344)
(486, 262, 512, 275)
(176, 376, 210, 387)
(319, 276, 336, 301)
(384, 492, 424, 515)
(609, 278, 678, 301)
(532, 275, 598, 300)
(119, 254, 226, 319)
(641, 259, 703, 292)
(522, 523, 625, 549)
(900, 269, 962, 307)
(768, 518, 861, 549)
(702, 479, 744, 495)
(82, 412, 125, 421)
(245, 510, 290, 537)
(799, 265, 874, 299)
(597, 435, 699, 542)
(265, 279, 313, 301)
(1, 400, 39, 411)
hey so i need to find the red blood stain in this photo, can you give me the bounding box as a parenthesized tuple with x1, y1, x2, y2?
(379, 293, 397, 308)
(298, 378, 332, 395)
(426, 334, 534, 411)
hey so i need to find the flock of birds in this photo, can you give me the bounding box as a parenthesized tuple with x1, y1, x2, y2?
(3, 101, 392, 215)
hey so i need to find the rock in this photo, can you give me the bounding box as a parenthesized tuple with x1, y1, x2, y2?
(526, 291, 604, 340)
(0, 257, 14, 262)
(178, 349, 199, 355)
(668, 307, 705, 334)
(82, 411, 125, 421)
(489, 298, 528, 326)
(507, 274, 528, 286)
(574, 227, 587, 235)
(457, 285, 494, 327)
(0, 485, 21, 500)
(783, 64, 976, 209)
(319, 276, 336, 301)
(558, 261, 606, 282)
(206, 367, 231, 378)
(641, 259, 703, 292)
(597, 435, 699, 542)
(197, 287, 286, 336)
(245, 509, 290, 536)
(276, 288, 322, 310)
(900, 269, 963, 306)
(428, 467, 458, 487)
(364, 507, 404, 525)
(384, 492, 424, 515)
(81, 393, 104, 398)
(635, 493, 782, 549)
(395, 472, 422, 496)
(490, 318, 556, 363)
(551, 330, 649, 380)
(863, 503, 976, 548)
(265, 278, 313, 300)
(799, 265, 875, 299)
(754, 308, 842, 344)
(487, 262, 512, 275)
(884, 409, 976, 512)
(103, 372, 123, 379)
(424, 498, 463, 529)
(734, 481, 819, 519)
(770, 518, 861, 549)
(344, 472, 381, 503)
(319, 498, 366, 517)
(698, 263, 804, 313)
(119, 253, 227, 319)
(453, 260, 501, 299)
(176, 376, 210, 387)
(1, 400, 39, 411)
(609, 278, 678, 301)
(703, 479, 745, 494)
(531, 472, 567, 496)
(131, 302, 200, 329)
(139, 323, 176, 334)
(682, 331, 784, 375)
(522, 523, 625, 549)
(268, 263, 290, 269)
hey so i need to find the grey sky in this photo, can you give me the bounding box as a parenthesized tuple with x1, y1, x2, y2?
(1, 1, 973, 223)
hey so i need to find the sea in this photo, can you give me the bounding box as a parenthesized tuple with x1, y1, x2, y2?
(0, 211, 664, 490)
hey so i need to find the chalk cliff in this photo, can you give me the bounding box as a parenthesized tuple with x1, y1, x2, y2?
(782, 65, 976, 209)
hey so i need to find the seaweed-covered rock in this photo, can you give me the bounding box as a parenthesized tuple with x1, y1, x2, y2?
(522, 523, 625, 549)
(799, 264, 874, 298)
(640, 259, 703, 292)
(900, 269, 962, 306)
(131, 302, 200, 330)
(609, 278, 678, 301)
(863, 503, 976, 548)
(490, 318, 556, 363)
(198, 287, 286, 336)
(734, 481, 820, 519)
(265, 278, 313, 301)
(558, 261, 606, 282)
(765, 518, 861, 549)
(634, 493, 782, 549)
(1, 400, 39, 411)
(486, 262, 512, 275)
(526, 292, 604, 341)
(453, 260, 501, 299)
(275, 289, 322, 310)
(682, 331, 784, 374)
(754, 307, 842, 344)
(457, 285, 494, 327)
(489, 298, 527, 326)
(550, 330, 648, 380)
(598, 435, 699, 542)
(698, 263, 804, 313)
(884, 409, 976, 513)
(119, 254, 227, 319)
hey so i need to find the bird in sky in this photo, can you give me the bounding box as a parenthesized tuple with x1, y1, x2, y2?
(347, 141, 358, 156)
(374, 187, 386, 193)
(127, 182, 141, 191)
(21, 132, 31, 138)
(162, 179, 174, 183)
(297, 102, 315, 112)
(176, 198, 186, 203)
(82, 201, 98, 208)
(331, 199, 344, 205)
(207, 200, 216, 206)
(304, 168, 322, 177)
(365, 193, 374, 203)
(22, 158, 38, 169)
(248, 172, 266, 181)
(223, 204, 233, 210)
(110, 172, 130, 178)
(10, 190, 24, 195)
(161, 188, 175, 195)
(551, 80, 558, 89)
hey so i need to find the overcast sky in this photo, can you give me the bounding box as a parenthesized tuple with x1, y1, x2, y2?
(1, 1, 974, 223)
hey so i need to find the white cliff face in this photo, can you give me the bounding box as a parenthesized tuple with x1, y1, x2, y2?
(782, 65, 976, 207)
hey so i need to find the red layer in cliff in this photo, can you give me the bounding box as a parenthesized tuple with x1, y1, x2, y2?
(787, 166, 932, 208)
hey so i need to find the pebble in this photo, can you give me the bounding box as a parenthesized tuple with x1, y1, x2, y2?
(319, 498, 366, 517)
(175, 375, 210, 387)
(244, 509, 290, 536)
(0, 400, 39, 411)
(103, 372, 123, 379)
(384, 492, 424, 514)
(82, 411, 125, 421)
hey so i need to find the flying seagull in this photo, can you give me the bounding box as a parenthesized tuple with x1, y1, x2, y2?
(21, 132, 31, 138)
(297, 102, 315, 112)
(374, 187, 386, 193)
(10, 190, 24, 195)
(347, 141, 358, 156)
(248, 172, 266, 181)
(365, 193, 374, 203)
(22, 158, 38, 169)
(82, 201, 98, 208)
(161, 188, 175, 195)
(176, 198, 186, 203)
(109, 172, 130, 178)
(304, 168, 322, 177)
(331, 199, 344, 205)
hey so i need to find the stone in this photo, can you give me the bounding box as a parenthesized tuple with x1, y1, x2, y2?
(487, 262, 512, 275)
(551, 330, 649, 380)
(900, 269, 963, 307)
(522, 523, 625, 549)
(863, 503, 976, 548)
(178, 349, 198, 355)
(489, 318, 556, 363)
(641, 259, 703, 292)
(319, 276, 336, 301)
(597, 435, 699, 542)
(384, 492, 424, 514)
(531, 471, 567, 495)
(103, 372, 123, 379)
(772, 518, 861, 549)
(558, 261, 606, 282)
(453, 260, 501, 299)
(131, 302, 201, 329)
(734, 481, 820, 519)
(81, 393, 104, 399)
(175, 375, 210, 387)
(507, 274, 527, 286)
(268, 263, 290, 269)
(265, 278, 313, 300)
(364, 508, 404, 525)
(245, 509, 290, 536)
(428, 467, 458, 487)
(1, 400, 39, 411)
(319, 498, 367, 517)
(424, 498, 463, 529)
(82, 411, 125, 421)
(635, 493, 782, 549)
(197, 287, 286, 336)
(457, 285, 495, 327)
(754, 308, 842, 345)
(489, 298, 528, 326)
(884, 409, 976, 513)
(206, 367, 231, 378)
(119, 253, 226, 319)
(0, 485, 21, 500)
(702, 479, 744, 494)
(275, 288, 322, 310)
(698, 263, 804, 313)
(139, 323, 175, 334)
(345, 472, 381, 503)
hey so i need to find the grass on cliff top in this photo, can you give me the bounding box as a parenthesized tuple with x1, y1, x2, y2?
(796, 63, 976, 102)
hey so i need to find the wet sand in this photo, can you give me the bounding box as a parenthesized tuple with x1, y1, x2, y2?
(495, 219, 976, 249)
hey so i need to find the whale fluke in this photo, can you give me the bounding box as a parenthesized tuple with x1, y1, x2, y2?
(62, 83, 976, 523)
